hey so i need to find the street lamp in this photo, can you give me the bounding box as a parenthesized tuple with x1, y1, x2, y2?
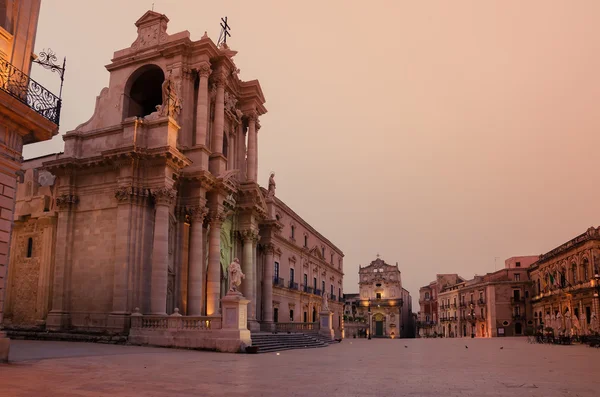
(368, 298, 372, 340)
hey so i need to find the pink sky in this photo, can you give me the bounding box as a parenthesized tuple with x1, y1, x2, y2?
(26, 0, 600, 306)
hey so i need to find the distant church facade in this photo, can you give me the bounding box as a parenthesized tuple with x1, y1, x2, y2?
(2, 11, 344, 338)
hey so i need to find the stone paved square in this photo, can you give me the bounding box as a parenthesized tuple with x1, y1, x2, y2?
(1, 338, 599, 396)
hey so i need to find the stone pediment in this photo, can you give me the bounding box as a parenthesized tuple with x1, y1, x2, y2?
(309, 245, 324, 260)
(131, 11, 170, 51)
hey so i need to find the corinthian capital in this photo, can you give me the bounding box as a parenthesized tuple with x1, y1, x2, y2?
(152, 187, 177, 206)
(208, 210, 227, 226)
(264, 243, 276, 254)
(55, 194, 79, 210)
(196, 63, 212, 78)
(212, 73, 226, 88)
(240, 229, 260, 243)
(189, 205, 209, 222)
(246, 111, 258, 123)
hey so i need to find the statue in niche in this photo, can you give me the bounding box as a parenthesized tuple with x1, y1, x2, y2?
(267, 173, 276, 198)
(228, 258, 245, 293)
(157, 75, 182, 118)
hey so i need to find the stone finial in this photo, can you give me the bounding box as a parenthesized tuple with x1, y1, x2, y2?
(170, 308, 182, 317)
(131, 307, 142, 317)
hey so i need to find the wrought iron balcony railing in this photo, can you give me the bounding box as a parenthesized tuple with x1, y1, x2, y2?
(288, 281, 299, 290)
(273, 277, 285, 288)
(0, 57, 61, 125)
(314, 289, 322, 296)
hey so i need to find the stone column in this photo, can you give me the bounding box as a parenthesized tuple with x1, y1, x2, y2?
(262, 243, 275, 325)
(149, 187, 176, 315)
(211, 75, 225, 154)
(206, 211, 225, 316)
(187, 205, 208, 316)
(46, 193, 79, 330)
(240, 230, 258, 320)
(246, 113, 258, 183)
(195, 63, 211, 147)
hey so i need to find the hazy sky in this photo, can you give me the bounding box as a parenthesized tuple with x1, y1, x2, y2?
(26, 0, 600, 307)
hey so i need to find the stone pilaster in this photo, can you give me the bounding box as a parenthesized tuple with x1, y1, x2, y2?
(206, 210, 226, 315)
(46, 193, 79, 330)
(211, 74, 225, 154)
(246, 112, 258, 183)
(187, 204, 209, 315)
(149, 187, 176, 315)
(262, 243, 275, 326)
(195, 63, 211, 146)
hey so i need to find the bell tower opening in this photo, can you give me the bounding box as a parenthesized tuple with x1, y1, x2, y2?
(123, 64, 165, 118)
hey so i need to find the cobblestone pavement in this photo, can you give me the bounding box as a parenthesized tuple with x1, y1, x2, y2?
(1, 337, 599, 396)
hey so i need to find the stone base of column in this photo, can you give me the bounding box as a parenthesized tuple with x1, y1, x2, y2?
(46, 311, 71, 331)
(261, 321, 274, 333)
(247, 320, 260, 332)
(107, 312, 131, 333)
(208, 153, 227, 176)
(0, 331, 9, 363)
(319, 310, 334, 341)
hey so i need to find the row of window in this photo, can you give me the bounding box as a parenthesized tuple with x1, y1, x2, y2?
(289, 225, 341, 267)
(536, 262, 598, 293)
(274, 262, 341, 298)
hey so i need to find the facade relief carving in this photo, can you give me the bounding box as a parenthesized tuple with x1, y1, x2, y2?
(152, 187, 177, 206)
(55, 194, 79, 210)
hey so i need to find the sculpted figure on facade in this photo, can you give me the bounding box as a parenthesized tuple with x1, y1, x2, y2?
(322, 291, 329, 311)
(228, 258, 245, 293)
(267, 173, 276, 198)
(157, 75, 182, 118)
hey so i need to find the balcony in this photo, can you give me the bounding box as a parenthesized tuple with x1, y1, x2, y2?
(0, 57, 61, 126)
(273, 277, 285, 288)
(459, 302, 466, 308)
(314, 289, 322, 296)
(512, 314, 525, 320)
(304, 286, 314, 294)
(338, 296, 344, 303)
(288, 281, 299, 290)
(510, 297, 524, 304)
(478, 298, 485, 305)
(451, 303, 457, 309)
(330, 294, 337, 301)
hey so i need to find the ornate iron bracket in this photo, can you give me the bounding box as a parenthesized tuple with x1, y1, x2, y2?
(33, 48, 66, 99)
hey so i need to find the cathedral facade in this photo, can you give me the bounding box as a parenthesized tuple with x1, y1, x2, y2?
(2, 11, 344, 338)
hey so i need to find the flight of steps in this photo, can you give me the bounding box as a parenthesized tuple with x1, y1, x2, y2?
(249, 332, 339, 353)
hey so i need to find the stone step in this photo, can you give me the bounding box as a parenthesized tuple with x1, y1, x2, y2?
(249, 332, 330, 353)
(6, 329, 128, 344)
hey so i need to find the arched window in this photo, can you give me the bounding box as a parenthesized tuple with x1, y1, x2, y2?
(26, 237, 33, 258)
(571, 263, 577, 284)
(583, 259, 589, 281)
(425, 292, 430, 300)
(560, 270, 566, 288)
(537, 279, 540, 294)
(123, 65, 165, 118)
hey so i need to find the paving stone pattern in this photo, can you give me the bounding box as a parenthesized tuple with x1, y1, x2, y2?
(1, 338, 599, 396)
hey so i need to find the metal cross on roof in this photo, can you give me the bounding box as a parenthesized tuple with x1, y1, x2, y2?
(376, 253, 380, 258)
(217, 16, 231, 46)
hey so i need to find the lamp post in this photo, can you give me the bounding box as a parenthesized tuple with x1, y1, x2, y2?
(368, 298, 372, 340)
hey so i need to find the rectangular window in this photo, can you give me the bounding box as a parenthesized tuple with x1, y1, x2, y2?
(290, 309, 294, 322)
(274, 262, 280, 280)
(513, 289, 520, 300)
(516, 261, 521, 267)
(291, 225, 295, 238)
(515, 306, 520, 316)
(303, 311, 308, 323)
(273, 308, 279, 323)
(330, 253, 334, 264)
(514, 273, 520, 281)
(376, 292, 382, 299)
(322, 247, 325, 257)
(330, 284, 334, 297)
(304, 235, 308, 247)
(313, 277, 317, 290)
(304, 274, 308, 289)
(480, 308, 484, 317)
(290, 268, 295, 283)
(322, 280, 325, 294)
(339, 288, 341, 300)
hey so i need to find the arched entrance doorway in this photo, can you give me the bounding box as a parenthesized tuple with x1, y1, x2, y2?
(374, 313, 384, 337)
(515, 322, 522, 335)
(123, 64, 165, 118)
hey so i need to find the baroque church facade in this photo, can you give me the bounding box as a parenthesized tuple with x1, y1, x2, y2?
(2, 11, 344, 337)
(351, 257, 413, 338)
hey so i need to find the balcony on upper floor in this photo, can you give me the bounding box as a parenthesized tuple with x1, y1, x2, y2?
(0, 56, 62, 127)
(273, 277, 285, 288)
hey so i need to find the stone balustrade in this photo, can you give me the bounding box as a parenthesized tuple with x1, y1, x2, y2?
(273, 322, 320, 333)
(130, 308, 221, 331)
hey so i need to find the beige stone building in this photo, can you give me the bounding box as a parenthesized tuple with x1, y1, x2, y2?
(529, 227, 600, 335)
(434, 256, 537, 338)
(0, 0, 60, 361)
(2, 11, 344, 342)
(351, 257, 413, 338)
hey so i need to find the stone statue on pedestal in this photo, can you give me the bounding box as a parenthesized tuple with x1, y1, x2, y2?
(267, 173, 276, 198)
(322, 292, 329, 311)
(157, 75, 182, 118)
(228, 258, 245, 293)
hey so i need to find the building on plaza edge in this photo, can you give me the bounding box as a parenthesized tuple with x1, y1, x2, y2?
(529, 226, 600, 336)
(344, 257, 414, 338)
(418, 256, 539, 338)
(1, 11, 344, 342)
(0, 0, 60, 362)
